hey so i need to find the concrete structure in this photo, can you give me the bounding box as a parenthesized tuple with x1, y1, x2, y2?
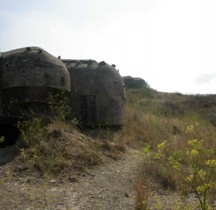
(122, 76, 146, 89)
(0, 47, 71, 123)
(0, 46, 125, 128)
(63, 59, 125, 127)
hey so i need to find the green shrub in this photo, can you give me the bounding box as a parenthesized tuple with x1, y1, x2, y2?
(144, 124, 216, 210)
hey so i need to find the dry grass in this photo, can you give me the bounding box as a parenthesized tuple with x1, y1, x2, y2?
(135, 177, 149, 210)
(120, 89, 216, 148)
(14, 120, 126, 177)
(123, 89, 216, 209)
(3, 88, 216, 209)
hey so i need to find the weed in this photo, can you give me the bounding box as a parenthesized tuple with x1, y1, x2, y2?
(0, 136, 5, 144)
(148, 125, 216, 210)
(16, 92, 72, 175)
(125, 89, 216, 209)
(47, 91, 71, 123)
(0, 170, 12, 185)
(135, 178, 149, 210)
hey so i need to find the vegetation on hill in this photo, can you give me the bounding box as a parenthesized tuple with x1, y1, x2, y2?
(14, 121, 125, 178)
(1, 83, 215, 209)
(123, 87, 216, 210)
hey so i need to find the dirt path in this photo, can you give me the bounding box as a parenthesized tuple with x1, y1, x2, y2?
(0, 147, 143, 210)
(1, 146, 208, 210)
(65, 148, 143, 210)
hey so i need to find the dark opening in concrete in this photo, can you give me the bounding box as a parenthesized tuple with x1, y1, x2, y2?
(0, 125, 20, 148)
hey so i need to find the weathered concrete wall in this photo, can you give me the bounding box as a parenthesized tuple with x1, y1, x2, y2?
(63, 59, 125, 127)
(122, 76, 146, 89)
(0, 46, 125, 127)
(0, 47, 71, 122)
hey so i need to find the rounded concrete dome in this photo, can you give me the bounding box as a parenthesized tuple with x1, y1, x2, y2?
(0, 46, 71, 117)
(62, 59, 124, 127)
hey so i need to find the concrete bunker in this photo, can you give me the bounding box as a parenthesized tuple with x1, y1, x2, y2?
(0, 47, 71, 146)
(62, 59, 125, 127)
(0, 46, 125, 146)
(122, 76, 146, 89)
(0, 46, 71, 123)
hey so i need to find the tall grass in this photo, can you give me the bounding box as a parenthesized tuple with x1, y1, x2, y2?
(122, 89, 216, 209)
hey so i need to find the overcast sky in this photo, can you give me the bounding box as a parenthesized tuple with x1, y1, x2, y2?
(0, 0, 216, 94)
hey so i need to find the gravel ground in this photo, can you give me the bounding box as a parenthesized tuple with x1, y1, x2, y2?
(0, 146, 215, 210)
(65, 148, 143, 210)
(0, 147, 143, 210)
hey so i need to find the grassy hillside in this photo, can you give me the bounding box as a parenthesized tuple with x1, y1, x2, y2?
(122, 88, 216, 148)
(1, 85, 215, 209)
(7, 86, 216, 179)
(123, 87, 216, 210)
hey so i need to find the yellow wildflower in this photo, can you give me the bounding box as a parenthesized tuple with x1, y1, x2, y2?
(206, 159, 216, 167)
(157, 140, 167, 150)
(186, 125, 194, 133)
(190, 149, 199, 157)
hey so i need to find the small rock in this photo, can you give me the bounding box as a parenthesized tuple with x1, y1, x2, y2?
(68, 177, 78, 182)
(125, 192, 129, 197)
(26, 177, 32, 183)
(50, 187, 62, 192)
(50, 179, 56, 183)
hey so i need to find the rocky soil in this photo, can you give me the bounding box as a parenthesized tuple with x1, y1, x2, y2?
(0, 145, 213, 210)
(0, 146, 143, 210)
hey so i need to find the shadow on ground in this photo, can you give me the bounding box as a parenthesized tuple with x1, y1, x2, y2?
(0, 145, 20, 166)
